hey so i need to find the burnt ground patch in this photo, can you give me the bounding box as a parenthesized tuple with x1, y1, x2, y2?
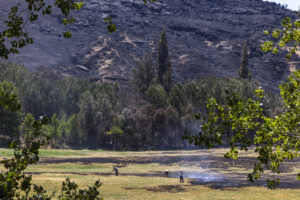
(25, 171, 162, 177)
(39, 154, 294, 173)
(189, 175, 300, 190)
(125, 185, 187, 193)
(142, 185, 187, 193)
(35, 152, 300, 189)
(25, 170, 300, 189)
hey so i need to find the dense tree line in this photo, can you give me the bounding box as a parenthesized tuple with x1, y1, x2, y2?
(0, 61, 283, 150)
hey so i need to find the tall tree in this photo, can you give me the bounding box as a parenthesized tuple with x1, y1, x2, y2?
(145, 84, 169, 109)
(66, 114, 82, 146)
(105, 124, 124, 151)
(169, 83, 187, 116)
(131, 54, 156, 94)
(0, 81, 21, 146)
(78, 93, 100, 149)
(239, 41, 251, 80)
(158, 29, 172, 91)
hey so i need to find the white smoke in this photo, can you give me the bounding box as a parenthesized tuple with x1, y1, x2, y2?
(179, 151, 224, 183)
(186, 172, 222, 182)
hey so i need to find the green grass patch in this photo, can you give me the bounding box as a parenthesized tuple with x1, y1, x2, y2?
(26, 163, 112, 173)
(38, 149, 90, 157)
(0, 148, 13, 157)
(0, 148, 98, 158)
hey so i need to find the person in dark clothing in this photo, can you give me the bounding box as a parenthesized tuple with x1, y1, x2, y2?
(179, 171, 184, 183)
(113, 166, 118, 176)
(164, 169, 169, 177)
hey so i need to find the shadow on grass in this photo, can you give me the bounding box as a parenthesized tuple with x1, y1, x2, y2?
(26, 171, 163, 177)
(125, 185, 187, 193)
(39, 154, 294, 173)
(189, 176, 300, 190)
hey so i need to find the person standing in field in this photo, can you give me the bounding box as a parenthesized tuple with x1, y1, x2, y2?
(179, 171, 184, 183)
(165, 169, 169, 177)
(113, 166, 118, 176)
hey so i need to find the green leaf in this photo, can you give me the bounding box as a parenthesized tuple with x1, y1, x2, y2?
(74, 2, 84, 10)
(63, 31, 72, 38)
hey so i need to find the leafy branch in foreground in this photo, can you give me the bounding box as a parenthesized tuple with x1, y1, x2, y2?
(184, 69, 300, 189)
(0, 0, 84, 59)
(261, 15, 300, 59)
(0, 0, 157, 59)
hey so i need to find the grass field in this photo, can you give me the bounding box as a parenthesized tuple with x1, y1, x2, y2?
(1, 148, 300, 200)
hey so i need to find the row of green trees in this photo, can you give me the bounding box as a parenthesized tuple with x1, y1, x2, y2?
(0, 60, 282, 150)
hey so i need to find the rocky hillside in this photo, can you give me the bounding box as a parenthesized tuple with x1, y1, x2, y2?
(2, 0, 299, 90)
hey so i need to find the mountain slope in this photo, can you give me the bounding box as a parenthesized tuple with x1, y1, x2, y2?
(2, 0, 298, 90)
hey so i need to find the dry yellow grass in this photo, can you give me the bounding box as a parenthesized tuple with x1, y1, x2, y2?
(1, 148, 300, 199)
(31, 174, 300, 200)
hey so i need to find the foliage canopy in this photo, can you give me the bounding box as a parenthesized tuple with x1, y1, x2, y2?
(261, 15, 300, 59)
(185, 14, 300, 188)
(0, 82, 103, 199)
